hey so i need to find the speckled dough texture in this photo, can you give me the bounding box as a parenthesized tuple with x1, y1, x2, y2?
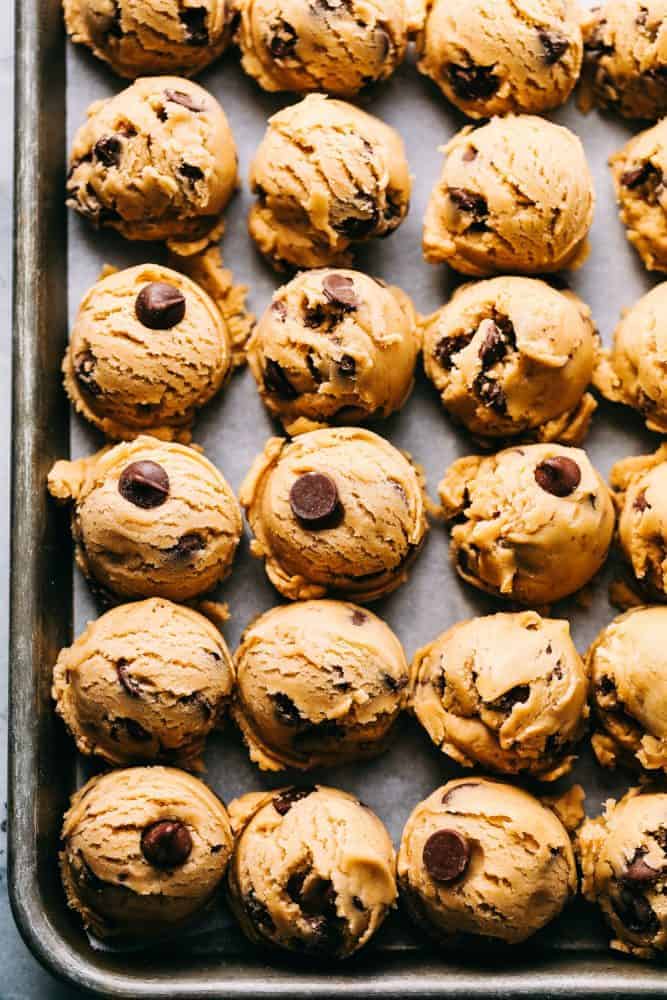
(232, 600, 408, 771)
(439, 443, 615, 605)
(53, 598, 235, 768)
(240, 427, 428, 602)
(423, 115, 595, 277)
(67, 77, 238, 243)
(235, 0, 419, 96)
(227, 785, 397, 958)
(610, 445, 667, 602)
(48, 436, 242, 602)
(248, 268, 420, 436)
(578, 788, 667, 959)
(588, 607, 667, 776)
(580, 0, 667, 121)
(416, 0, 584, 118)
(248, 94, 411, 270)
(409, 611, 588, 780)
(60, 766, 233, 939)
(610, 118, 667, 273)
(63, 0, 235, 78)
(421, 276, 598, 444)
(398, 778, 577, 946)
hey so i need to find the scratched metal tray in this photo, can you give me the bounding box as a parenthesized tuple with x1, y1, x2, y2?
(9, 0, 667, 995)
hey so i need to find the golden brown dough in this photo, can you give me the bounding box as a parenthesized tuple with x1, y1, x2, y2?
(610, 445, 667, 602)
(610, 118, 667, 273)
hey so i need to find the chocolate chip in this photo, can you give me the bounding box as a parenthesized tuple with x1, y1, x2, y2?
(74, 349, 101, 397)
(434, 331, 474, 369)
(612, 887, 659, 935)
(118, 461, 170, 509)
(290, 472, 340, 526)
(272, 299, 287, 320)
(478, 320, 509, 368)
(180, 6, 209, 45)
(383, 673, 408, 693)
(423, 829, 471, 883)
(598, 675, 616, 697)
(170, 533, 205, 558)
(448, 63, 499, 101)
(270, 21, 298, 58)
(335, 199, 380, 239)
(287, 870, 308, 902)
(449, 188, 488, 228)
(116, 659, 141, 698)
(271, 692, 302, 727)
(624, 853, 661, 885)
(264, 358, 297, 399)
(338, 354, 356, 378)
(93, 135, 122, 167)
(273, 786, 316, 816)
(539, 30, 569, 64)
(473, 373, 506, 413)
(123, 718, 151, 741)
(351, 609, 367, 626)
(634, 490, 650, 512)
(462, 146, 478, 162)
(246, 889, 275, 931)
(179, 162, 204, 183)
(306, 352, 323, 384)
(163, 89, 206, 113)
(487, 684, 530, 713)
(534, 456, 581, 497)
(621, 163, 658, 189)
(141, 820, 193, 868)
(135, 282, 186, 330)
(322, 274, 359, 310)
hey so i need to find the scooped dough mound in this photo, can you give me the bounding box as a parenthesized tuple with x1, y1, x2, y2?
(610, 445, 667, 602)
(610, 118, 667, 273)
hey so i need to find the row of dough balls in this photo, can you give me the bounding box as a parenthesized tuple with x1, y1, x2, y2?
(65, 74, 667, 274)
(52, 595, 667, 783)
(58, 767, 667, 961)
(63, 0, 667, 122)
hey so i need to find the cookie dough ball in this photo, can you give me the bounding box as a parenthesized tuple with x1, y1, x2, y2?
(588, 607, 667, 775)
(410, 611, 588, 780)
(236, 0, 417, 97)
(610, 445, 667, 601)
(398, 778, 577, 946)
(240, 428, 428, 602)
(66, 77, 237, 243)
(417, 0, 583, 118)
(63, 1, 235, 79)
(233, 600, 408, 770)
(248, 269, 419, 435)
(60, 766, 233, 939)
(53, 598, 235, 768)
(610, 119, 667, 273)
(248, 94, 411, 270)
(48, 436, 242, 602)
(581, 0, 667, 121)
(423, 115, 595, 277)
(578, 788, 667, 959)
(227, 785, 396, 958)
(439, 443, 615, 605)
(64, 264, 236, 442)
(422, 277, 598, 444)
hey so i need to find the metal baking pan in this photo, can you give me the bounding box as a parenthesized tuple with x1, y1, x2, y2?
(9, 0, 667, 995)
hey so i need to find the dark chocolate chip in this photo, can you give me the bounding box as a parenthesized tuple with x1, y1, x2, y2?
(246, 889, 276, 931)
(634, 490, 650, 512)
(473, 373, 507, 414)
(383, 673, 408, 693)
(123, 718, 152, 742)
(323, 274, 359, 310)
(273, 786, 316, 816)
(351, 609, 367, 626)
(94, 135, 122, 167)
(306, 352, 324, 384)
(74, 349, 101, 397)
(612, 886, 659, 935)
(624, 853, 661, 885)
(338, 354, 356, 377)
(434, 331, 475, 370)
(335, 201, 380, 239)
(449, 187, 488, 222)
(423, 829, 471, 883)
(534, 456, 581, 497)
(271, 692, 302, 727)
(180, 6, 209, 45)
(272, 299, 288, 320)
(141, 820, 193, 868)
(170, 533, 205, 558)
(116, 659, 141, 698)
(179, 162, 204, 183)
(135, 282, 186, 330)
(270, 21, 298, 58)
(448, 63, 499, 101)
(118, 461, 170, 509)
(539, 29, 569, 64)
(478, 320, 508, 368)
(264, 358, 297, 399)
(621, 163, 658, 188)
(163, 89, 206, 113)
(290, 472, 340, 526)
(598, 674, 616, 696)
(487, 684, 530, 713)
(287, 869, 308, 902)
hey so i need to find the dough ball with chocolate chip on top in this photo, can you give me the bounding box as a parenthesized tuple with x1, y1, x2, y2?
(248, 269, 419, 435)
(232, 600, 408, 771)
(47, 436, 242, 602)
(227, 785, 397, 959)
(63, 0, 236, 79)
(610, 118, 667, 273)
(439, 443, 615, 606)
(240, 427, 428, 603)
(248, 94, 411, 270)
(422, 276, 598, 445)
(416, 0, 583, 118)
(578, 787, 667, 960)
(60, 766, 233, 939)
(66, 77, 237, 243)
(610, 445, 667, 602)
(410, 611, 588, 781)
(423, 115, 595, 277)
(52, 598, 235, 769)
(398, 778, 577, 947)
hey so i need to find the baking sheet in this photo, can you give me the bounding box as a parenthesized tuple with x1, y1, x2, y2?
(64, 21, 663, 965)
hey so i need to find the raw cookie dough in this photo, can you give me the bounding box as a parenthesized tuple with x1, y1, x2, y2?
(248, 94, 411, 270)
(247, 268, 419, 435)
(588, 607, 667, 775)
(66, 77, 238, 243)
(63, 0, 235, 79)
(610, 445, 667, 602)
(610, 118, 667, 273)
(416, 0, 584, 118)
(580, 0, 667, 121)
(233, 600, 408, 770)
(421, 276, 598, 445)
(60, 766, 233, 939)
(439, 443, 615, 605)
(423, 115, 595, 277)
(398, 778, 577, 946)
(53, 598, 235, 768)
(240, 427, 428, 602)
(48, 436, 242, 602)
(594, 282, 667, 433)
(578, 787, 667, 959)
(63, 263, 242, 442)
(409, 611, 588, 780)
(227, 785, 397, 958)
